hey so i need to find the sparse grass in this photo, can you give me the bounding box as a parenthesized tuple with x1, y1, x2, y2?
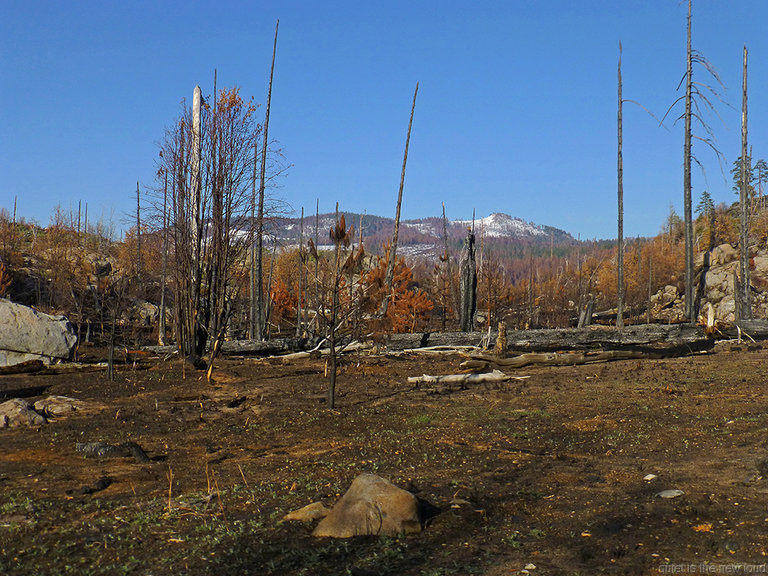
(411, 414, 435, 426)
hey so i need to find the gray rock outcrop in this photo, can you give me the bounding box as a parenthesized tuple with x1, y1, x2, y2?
(649, 243, 768, 323)
(312, 473, 422, 538)
(0, 298, 77, 366)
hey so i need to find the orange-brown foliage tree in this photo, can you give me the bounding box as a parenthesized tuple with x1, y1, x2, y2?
(365, 247, 433, 333)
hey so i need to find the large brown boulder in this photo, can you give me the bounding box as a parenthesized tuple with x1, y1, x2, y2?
(312, 473, 422, 538)
(0, 298, 77, 366)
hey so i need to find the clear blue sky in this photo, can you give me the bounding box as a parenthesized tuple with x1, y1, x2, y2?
(2, 0, 768, 240)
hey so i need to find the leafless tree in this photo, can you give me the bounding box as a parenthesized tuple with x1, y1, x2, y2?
(254, 20, 279, 341)
(380, 82, 419, 318)
(617, 43, 625, 329)
(156, 85, 263, 366)
(307, 208, 365, 408)
(738, 45, 752, 319)
(662, 0, 726, 322)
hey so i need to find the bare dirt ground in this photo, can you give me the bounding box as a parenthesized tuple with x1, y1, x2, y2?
(2, 342, 768, 576)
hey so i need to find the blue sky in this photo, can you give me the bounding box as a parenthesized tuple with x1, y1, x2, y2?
(2, 0, 768, 240)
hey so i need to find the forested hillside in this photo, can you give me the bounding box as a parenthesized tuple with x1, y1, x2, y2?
(4, 197, 764, 347)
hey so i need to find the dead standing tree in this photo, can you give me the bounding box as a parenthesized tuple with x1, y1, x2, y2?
(459, 228, 477, 332)
(380, 82, 418, 319)
(433, 202, 453, 331)
(738, 45, 752, 320)
(663, 0, 726, 322)
(617, 43, 625, 329)
(158, 170, 169, 346)
(617, 42, 659, 328)
(254, 20, 279, 341)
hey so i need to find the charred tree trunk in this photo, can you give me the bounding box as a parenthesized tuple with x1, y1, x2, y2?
(249, 138, 258, 339)
(191, 84, 205, 360)
(136, 181, 142, 282)
(459, 229, 477, 332)
(158, 172, 168, 345)
(739, 45, 752, 320)
(380, 82, 419, 318)
(440, 202, 451, 331)
(297, 207, 305, 337)
(683, 0, 694, 322)
(617, 42, 625, 330)
(256, 20, 279, 341)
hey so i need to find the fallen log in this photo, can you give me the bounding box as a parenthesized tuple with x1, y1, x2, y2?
(0, 361, 109, 376)
(220, 337, 323, 355)
(0, 360, 46, 375)
(407, 370, 528, 386)
(273, 341, 370, 361)
(387, 345, 480, 356)
(461, 350, 671, 371)
(387, 325, 718, 354)
(722, 320, 768, 341)
(142, 336, 324, 357)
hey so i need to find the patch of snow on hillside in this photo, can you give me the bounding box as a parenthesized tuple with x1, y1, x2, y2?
(454, 213, 547, 238)
(399, 244, 438, 258)
(402, 221, 438, 236)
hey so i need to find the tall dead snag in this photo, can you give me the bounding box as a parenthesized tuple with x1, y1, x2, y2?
(664, 0, 725, 322)
(738, 45, 752, 320)
(682, 0, 693, 322)
(459, 228, 477, 332)
(436, 202, 452, 331)
(296, 206, 305, 336)
(158, 171, 168, 345)
(249, 137, 258, 339)
(617, 42, 625, 329)
(255, 19, 279, 341)
(136, 181, 142, 282)
(380, 82, 419, 318)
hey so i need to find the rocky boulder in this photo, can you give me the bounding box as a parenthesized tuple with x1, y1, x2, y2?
(33, 396, 88, 417)
(312, 473, 422, 538)
(710, 243, 738, 266)
(0, 399, 46, 428)
(122, 300, 160, 327)
(0, 298, 77, 367)
(649, 285, 686, 323)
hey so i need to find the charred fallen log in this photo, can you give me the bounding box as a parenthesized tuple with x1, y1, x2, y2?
(386, 321, 768, 355)
(386, 325, 716, 354)
(142, 336, 324, 357)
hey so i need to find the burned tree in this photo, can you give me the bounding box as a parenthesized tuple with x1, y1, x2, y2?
(254, 20, 280, 341)
(459, 228, 477, 332)
(663, 0, 726, 322)
(738, 45, 752, 320)
(157, 85, 263, 367)
(617, 42, 625, 329)
(380, 82, 418, 318)
(306, 207, 364, 408)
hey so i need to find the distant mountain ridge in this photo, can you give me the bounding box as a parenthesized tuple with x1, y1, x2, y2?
(270, 212, 575, 256)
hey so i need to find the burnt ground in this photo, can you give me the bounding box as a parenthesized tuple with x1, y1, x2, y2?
(2, 343, 768, 575)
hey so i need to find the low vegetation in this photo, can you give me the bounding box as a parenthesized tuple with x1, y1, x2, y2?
(3, 346, 768, 574)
